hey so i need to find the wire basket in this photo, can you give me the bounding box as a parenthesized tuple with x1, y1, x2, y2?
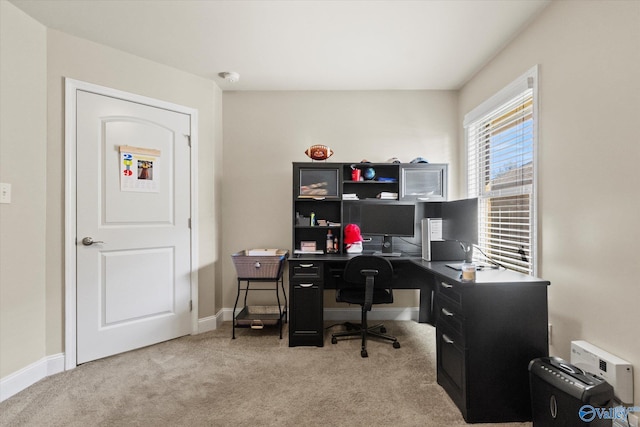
(231, 249, 289, 279)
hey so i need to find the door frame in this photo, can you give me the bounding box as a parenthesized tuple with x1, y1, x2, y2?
(64, 78, 199, 370)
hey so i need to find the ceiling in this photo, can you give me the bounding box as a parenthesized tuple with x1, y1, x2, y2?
(10, 0, 550, 91)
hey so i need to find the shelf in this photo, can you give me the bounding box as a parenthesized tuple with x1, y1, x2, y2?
(294, 224, 342, 229)
(296, 196, 341, 200)
(235, 306, 285, 328)
(343, 198, 399, 202)
(294, 225, 341, 229)
(293, 249, 325, 255)
(232, 276, 287, 339)
(343, 181, 397, 184)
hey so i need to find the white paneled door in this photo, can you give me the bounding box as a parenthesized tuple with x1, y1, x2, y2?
(75, 89, 192, 364)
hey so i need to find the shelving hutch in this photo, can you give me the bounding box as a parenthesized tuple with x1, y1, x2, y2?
(292, 161, 447, 255)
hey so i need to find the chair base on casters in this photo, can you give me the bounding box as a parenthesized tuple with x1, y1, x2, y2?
(331, 321, 401, 358)
(332, 256, 399, 357)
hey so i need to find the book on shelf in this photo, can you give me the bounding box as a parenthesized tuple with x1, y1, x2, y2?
(376, 192, 398, 200)
(342, 193, 359, 200)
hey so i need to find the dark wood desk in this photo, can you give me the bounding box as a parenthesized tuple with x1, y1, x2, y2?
(322, 254, 435, 323)
(288, 254, 425, 346)
(288, 253, 550, 423)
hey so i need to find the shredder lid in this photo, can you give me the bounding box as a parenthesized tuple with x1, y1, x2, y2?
(529, 357, 614, 404)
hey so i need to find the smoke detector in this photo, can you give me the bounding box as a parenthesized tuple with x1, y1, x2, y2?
(219, 71, 240, 83)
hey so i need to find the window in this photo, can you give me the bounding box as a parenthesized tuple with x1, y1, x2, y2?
(464, 66, 538, 275)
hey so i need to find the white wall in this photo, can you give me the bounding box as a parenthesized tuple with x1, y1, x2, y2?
(221, 90, 458, 309)
(458, 0, 640, 405)
(0, 0, 223, 381)
(45, 30, 223, 353)
(0, 0, 47, 378)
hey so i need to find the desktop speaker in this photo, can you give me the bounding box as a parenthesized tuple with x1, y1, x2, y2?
(421, 218, 431, 261)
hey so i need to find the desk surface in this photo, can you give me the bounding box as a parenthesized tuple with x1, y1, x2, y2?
(413, 259, 550, 287)
(291, 253, 550, 287)
(291, 252, 420, 262)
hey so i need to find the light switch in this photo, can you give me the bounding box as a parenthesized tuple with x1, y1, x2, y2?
(0, 183, 11, 204)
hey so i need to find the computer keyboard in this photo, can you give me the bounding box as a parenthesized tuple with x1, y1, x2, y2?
(373, 251, 402, 257)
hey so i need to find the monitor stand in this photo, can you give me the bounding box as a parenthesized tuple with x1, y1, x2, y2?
(374, 235, 401, 257)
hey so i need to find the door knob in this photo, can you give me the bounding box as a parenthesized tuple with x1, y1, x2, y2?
(81, 237, 104, 246)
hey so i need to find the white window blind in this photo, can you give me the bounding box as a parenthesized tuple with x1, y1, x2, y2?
(464, 66, 538, 275)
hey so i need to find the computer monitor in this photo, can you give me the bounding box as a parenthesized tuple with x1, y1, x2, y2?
(441, 198, 478, 261)
(359, 202, 415, 255)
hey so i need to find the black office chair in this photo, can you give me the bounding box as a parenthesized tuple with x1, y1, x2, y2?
(331, 255, 401, 357)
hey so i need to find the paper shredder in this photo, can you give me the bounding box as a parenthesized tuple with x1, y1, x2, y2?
(529, 357, 614, 427)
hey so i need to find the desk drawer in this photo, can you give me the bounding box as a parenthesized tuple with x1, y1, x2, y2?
(437, 279, 462, 308)
(290, 261, 323, 280)
(437, 323, 467, 415)
(436, 295, 465, 347)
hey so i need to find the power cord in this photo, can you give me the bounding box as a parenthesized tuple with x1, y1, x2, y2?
(472, 244, 508, 270)
(397, 237, 421, 249)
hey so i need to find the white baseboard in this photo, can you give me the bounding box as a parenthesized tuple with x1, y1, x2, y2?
(219, 307, 241, 322)
(197, 311, 224, 333)
(0, 353, 64, 402)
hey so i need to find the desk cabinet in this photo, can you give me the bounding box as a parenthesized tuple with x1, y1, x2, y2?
(434, 275, 548, 423)
(288, 260, 324, 347)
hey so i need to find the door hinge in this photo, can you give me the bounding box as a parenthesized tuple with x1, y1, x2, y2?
(188, 218, 191, 228)
(190, 300, 193, 312)
(185, 134, 191, 147)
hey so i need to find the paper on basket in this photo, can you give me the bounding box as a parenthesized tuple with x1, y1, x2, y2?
(247, 249, 278, 256)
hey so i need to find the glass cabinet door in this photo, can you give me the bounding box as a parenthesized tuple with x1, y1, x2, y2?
(400, 164, 448, 201)
(297, 167, 340, 198)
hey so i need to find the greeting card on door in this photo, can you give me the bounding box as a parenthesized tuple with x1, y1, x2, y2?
(119, 145, 161, 192)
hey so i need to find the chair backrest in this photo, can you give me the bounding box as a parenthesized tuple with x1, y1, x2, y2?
(343, 255, 394, 288)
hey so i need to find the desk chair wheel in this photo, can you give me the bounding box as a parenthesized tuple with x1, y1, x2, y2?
(361, 349, 368, 358)
(393, 341, 401, 349)
(380, 326, 387, 333)
(331, 336, 338, 344)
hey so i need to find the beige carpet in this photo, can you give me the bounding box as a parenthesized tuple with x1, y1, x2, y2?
(0, 321, 531, 427)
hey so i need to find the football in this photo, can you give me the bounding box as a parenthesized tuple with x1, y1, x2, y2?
(305, 144, 334, 161)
